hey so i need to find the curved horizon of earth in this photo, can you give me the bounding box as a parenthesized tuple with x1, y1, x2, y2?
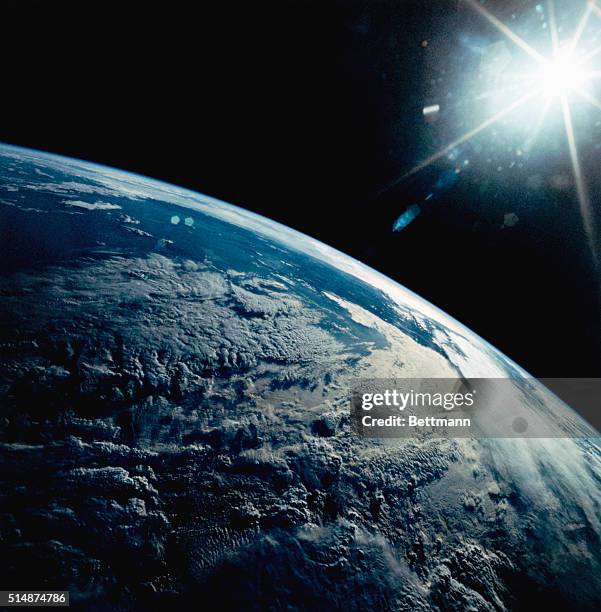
(0, 143, 600, 610)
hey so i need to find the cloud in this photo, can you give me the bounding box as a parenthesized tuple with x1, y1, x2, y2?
(63, 200, 122, 211)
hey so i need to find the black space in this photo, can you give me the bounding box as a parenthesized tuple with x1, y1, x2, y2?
(2, 0, 600, 376)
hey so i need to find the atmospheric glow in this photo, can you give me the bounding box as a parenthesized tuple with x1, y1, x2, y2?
(537, 47, 589, 97)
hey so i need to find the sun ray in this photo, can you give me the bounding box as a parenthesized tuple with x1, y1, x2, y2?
(589, 0, 601, 20)
(571, 2, 593, 51)
(547, 2, 597, 261)
(463, 0, 547, 65)
(580, 42, 601, 64)
(382, 89, 540, 190)
(559, 93, 596, 256)
(576, 86, 601, 111)
(548, 0, 560, 54)
(579, 2, 601, 62)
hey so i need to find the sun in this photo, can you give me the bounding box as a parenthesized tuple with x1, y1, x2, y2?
(537, 47, 590, 97)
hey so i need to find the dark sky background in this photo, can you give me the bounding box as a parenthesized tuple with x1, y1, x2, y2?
(2, 0, 601, 377)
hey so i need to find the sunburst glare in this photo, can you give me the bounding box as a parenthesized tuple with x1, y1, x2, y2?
(387, 0, 601, 260)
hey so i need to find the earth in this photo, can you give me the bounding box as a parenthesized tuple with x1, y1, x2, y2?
(1, 144, 600, 611)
